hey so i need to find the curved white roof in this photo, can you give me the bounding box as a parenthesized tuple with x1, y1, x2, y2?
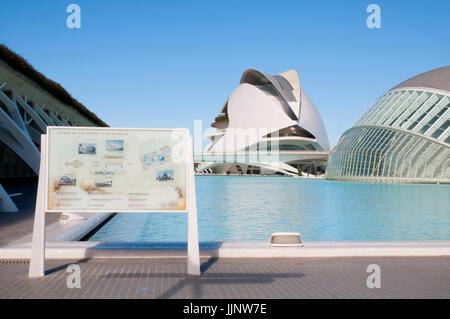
(299, 91, 330, 151)
(391, 66, 450, 93)
(240, 68, 299, 120)
(210, 68, 330, 152)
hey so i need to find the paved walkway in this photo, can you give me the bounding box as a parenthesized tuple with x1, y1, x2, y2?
(1, 257, 449, 298)
(0, 180, 59, 247)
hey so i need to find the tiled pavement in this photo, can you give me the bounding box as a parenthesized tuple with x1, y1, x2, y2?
(0, 257, 449, 298)
(0, 180, 60, 247)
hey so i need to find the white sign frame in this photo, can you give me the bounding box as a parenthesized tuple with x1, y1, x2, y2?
(29, 127, 200, 277)
(44, 126, 190, 213)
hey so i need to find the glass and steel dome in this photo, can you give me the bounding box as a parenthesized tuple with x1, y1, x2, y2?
(327, 66, 450, 184)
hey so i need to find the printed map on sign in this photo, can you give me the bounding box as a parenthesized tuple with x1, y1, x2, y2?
(46, 128, 188, 212)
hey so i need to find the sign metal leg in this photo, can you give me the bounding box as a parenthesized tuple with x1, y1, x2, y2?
(187, 137, 200, 276)
(28, 136, 46, 278)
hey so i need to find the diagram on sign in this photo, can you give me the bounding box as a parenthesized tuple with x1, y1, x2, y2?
(46, 128, 188, 212)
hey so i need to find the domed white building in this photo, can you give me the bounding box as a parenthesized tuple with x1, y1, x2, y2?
(197, 68, 330, 176)
(327, 66, 450, 183)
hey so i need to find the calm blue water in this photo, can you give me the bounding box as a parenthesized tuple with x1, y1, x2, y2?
(89, 176, 450, 245)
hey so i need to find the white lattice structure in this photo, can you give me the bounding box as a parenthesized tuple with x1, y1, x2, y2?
(327, 66, 450, 183)
(0, 47, 106, 211)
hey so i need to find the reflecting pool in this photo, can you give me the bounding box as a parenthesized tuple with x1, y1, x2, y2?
(89, 176, 450, 244)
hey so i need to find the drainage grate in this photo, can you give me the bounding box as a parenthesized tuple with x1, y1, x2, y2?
(0, 260, 29, 264)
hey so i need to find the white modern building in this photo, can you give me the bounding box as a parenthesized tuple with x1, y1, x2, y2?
(327, 66, 450, 184)
(196, 68, 330, 176)
(0, 45, 106, 212)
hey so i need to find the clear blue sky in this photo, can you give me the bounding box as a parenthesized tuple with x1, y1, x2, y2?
(1, 0, 449, 149)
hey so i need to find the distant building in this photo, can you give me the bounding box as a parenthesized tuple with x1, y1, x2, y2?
(197, 68, 330, 176)
(327, 66, 450, 184)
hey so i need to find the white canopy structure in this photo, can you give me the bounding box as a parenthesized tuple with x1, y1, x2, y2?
(0, 45, 106, 212)
(197, 68, 330, 176)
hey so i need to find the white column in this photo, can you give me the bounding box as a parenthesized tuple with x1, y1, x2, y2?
(28, 135, 47, 278)
(187, 136, 200, 276)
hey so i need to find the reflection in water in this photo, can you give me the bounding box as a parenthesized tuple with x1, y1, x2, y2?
(90, 176, 450, 243)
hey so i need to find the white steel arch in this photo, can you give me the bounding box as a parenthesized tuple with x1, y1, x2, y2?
(327, 66, 450, 184)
